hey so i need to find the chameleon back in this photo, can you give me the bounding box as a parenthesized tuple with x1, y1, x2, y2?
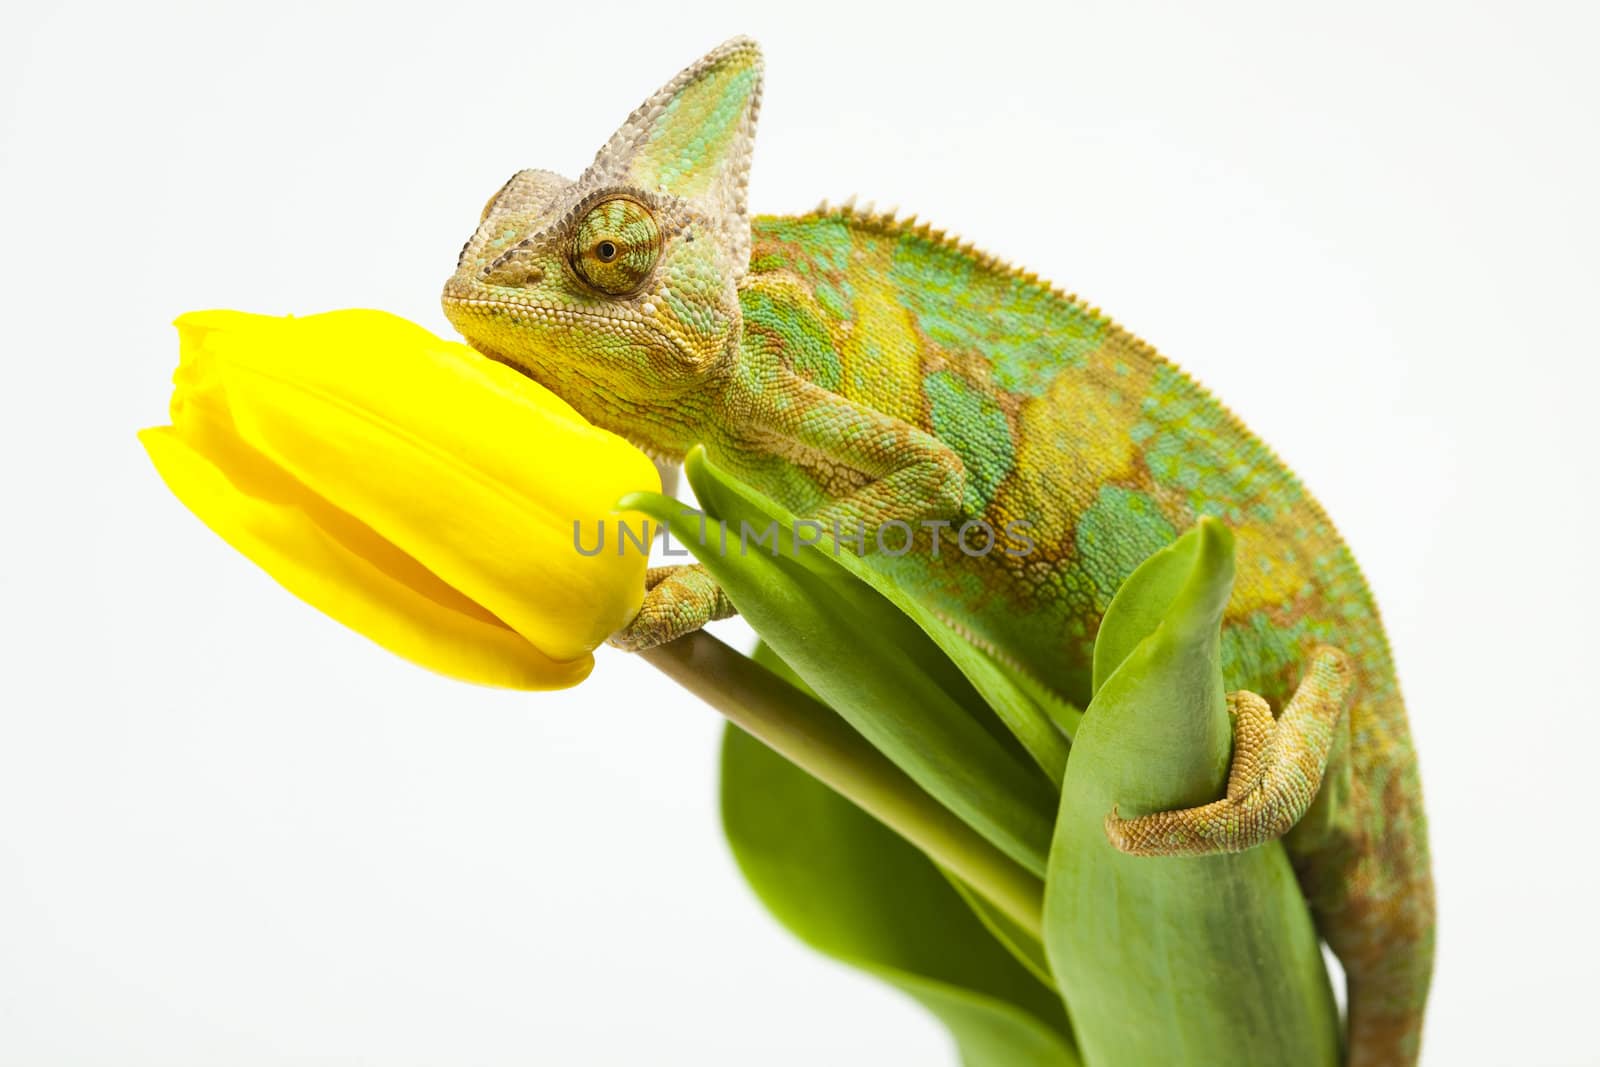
(743, 206, 1386, 709)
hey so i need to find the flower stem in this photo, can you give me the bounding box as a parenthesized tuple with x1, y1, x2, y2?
(639, 631, 1045, 939)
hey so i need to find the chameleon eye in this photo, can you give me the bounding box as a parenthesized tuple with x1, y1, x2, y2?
(570, 196, 660, 296)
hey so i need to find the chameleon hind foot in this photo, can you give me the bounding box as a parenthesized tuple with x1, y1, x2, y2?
(1104, 645, 1354, 856)
(608, 564, 738, 652)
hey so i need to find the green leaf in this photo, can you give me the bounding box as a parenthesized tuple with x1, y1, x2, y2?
(1043, 519, 1341, 1066)
(687, 446, 1076, 776)
(641, 630, 1046, 936)
(624, 449, 1059, 877)
(941, 874, 1058, 993)
(722, 721, 1081, 1067)
(749, 642, 1059, 991)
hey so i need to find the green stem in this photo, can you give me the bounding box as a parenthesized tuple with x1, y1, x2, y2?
(640, 631, 1046, 940)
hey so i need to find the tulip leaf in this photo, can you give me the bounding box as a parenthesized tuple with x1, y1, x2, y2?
(1043, 519, 1341, 1065)
(722, 721, 1080, 1067)
(683, 446, 1077, 776)
(624, 455, 1059, 878)
(748, 640, 1059, 989)
(940, 873, 1059, 993)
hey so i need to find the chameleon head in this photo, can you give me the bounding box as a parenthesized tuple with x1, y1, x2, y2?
(441, 38, 763, 462)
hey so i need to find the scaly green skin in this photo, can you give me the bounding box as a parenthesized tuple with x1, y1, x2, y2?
(441, 38, 1433, 1064)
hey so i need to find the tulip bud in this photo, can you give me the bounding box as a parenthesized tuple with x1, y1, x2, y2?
(141, 309, 659, 689)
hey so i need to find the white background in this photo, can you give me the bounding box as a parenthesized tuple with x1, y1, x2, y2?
(3, 1, 1597, 1063)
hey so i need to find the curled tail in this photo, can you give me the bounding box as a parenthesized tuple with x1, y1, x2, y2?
(1293, 691, 1435, 1067)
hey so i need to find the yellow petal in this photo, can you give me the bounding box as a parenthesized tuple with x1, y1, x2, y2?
(172, 309, 658, 662)
(140, 426, 590, 689)
(144, 307, 661, 689)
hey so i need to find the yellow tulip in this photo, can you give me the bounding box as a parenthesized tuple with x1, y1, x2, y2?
(140, 309, 659, 690)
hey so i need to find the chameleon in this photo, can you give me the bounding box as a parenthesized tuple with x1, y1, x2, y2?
(440, 37, 1433, 1065)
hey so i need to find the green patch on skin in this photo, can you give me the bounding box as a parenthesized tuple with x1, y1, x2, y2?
(753, 216, 855, 273)
(748, 253, 790, 273)
(1074, 487, 1178, 609)
(664, 293, 710, 334)
(923, 370, 1014, 514)
(740, 288, 842, 391)
(487, 226, 522, 251)
(889, 234, 1106, 397)
(814, 280, 850, 319)
(1134, 366, 1303, 524)
(877, 548, 989, 607)
(1221, 612, 1307, 693)
(648, 66, 761, 195)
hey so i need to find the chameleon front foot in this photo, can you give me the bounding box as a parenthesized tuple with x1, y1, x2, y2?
(1104, 646, 1354, 856)
(608, 564, 738, 652)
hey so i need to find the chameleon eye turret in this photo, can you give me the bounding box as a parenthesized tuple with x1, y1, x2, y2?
(570, 195, 661, 296)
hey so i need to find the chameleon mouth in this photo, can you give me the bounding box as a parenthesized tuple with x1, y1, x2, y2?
(443, 292, 638, 324)
(440, 292, 701, 373)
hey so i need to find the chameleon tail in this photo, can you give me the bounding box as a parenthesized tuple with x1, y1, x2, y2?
(1300, 727, 1435, 1067)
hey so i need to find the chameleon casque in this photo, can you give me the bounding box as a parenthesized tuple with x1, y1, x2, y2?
(441, 38, 1433, 1065)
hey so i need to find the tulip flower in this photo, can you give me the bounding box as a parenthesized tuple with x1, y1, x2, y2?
(140, 309, 658, 690)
